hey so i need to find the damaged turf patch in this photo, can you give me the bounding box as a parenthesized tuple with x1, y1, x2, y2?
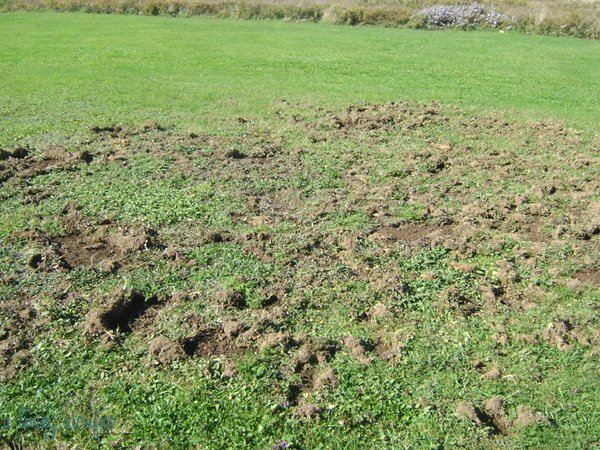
(83, 288, 159, 340)
(181, 326, 246, 358)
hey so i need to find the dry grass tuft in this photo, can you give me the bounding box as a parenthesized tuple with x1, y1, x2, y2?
(2, 0, 599, 38)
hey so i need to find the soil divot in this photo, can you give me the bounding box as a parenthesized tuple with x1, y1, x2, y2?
(342, 334, 374, 365)
(457, 397, 510, 435)
(83, 289, 158, 339)
(323, 101, 445, 133)
(181, 327, 245, 358)
(216, 287, 247, 309)
(541, 319, 580, 350)
(149, 335, 186, 364)
(574, 268, 600, 285)
(47, 211, 158, 270)
(370, 223, 454, 245)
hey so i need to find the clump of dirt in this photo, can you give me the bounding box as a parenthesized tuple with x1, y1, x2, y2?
(365, 303, 391, 321)
(313, 366, 339, 390)
(181, 326, 246, 358)
(23, 244, 70, 272)
(44, 145, 93, 165)
(221, 317, 249, 338)
(293, 400, 323, 419)
(342, 334, 374, 365)
(574, 268, 600, 285)
(375, 331, 413, 362)
(216, 287, 247, 309)
(494, 260, 521, 283)
(0, 146, 29, 160)
(292, 338, 338, 373)
(369, 223, 454, 245)
(258, 331, 294, 351)
(456, 400, 495, 429)
(513, 405, 548, 428)
(0, 144, 94, 184)
(540, 319, 590, 350)
(141, 120, 166, 132)
(0, 347, 32, 380)
(482, 396, 510, 434)
(236, 314, 286, 348)
(0, 295, 45, 376)
(285, 337, 340, 404)
(0, 296, 39, 380)
(457, 398, 547, 435)
(484, 367, 502, 380)
(450, 262, 477, 273)
(440, 286, 481, 316)
(492, 331, 510, 345)
(149, 335, 185, 364)
(57, 224, 153, 269)
(456, 397, 507, 434)
(321, 101, 447, 133)
(23, 209, 159, 272)
(223, 148, 247, 159)
(83, 288, 159, 341)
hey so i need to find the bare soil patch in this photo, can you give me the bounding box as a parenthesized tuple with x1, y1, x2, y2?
(574, 268, 600, 285)
(370, 223, 455, 244)
(83, 288, 160, 340)
(181, 326, 246, 358)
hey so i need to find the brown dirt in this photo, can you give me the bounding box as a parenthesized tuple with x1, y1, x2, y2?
(221, 317, 248, 338)
(365, 303, 391, 321)
(370, 223, 454, 245)
(0, 144, 93, 184)
(281, 337, 340, 404)
(258, 331, 293, 351)
(83, 288, 159, 341)
(375, 331, 412, 362)
(456, 401, 491, 427)
(574, 268, 600, 285)
(540, 319, 581, 350)
(0, 296, 40, 380)
(342, 334, 374, 365)
(216, 287, 247, 309)
(21, 208, 158, 272)
(440, 286, 481, 316)
(293, 400, 323, 419)
(149, 335, 186, 364)
(313, 366, 339, 390)
(483, 396, 510, 435)
(292, 338, 338, 372)
(484, 367, 502, 380)
(320, 101, 448, 134)
(181, 326, 246, 358)
(513, 405, 547, 428)
(457, 397, 519, 435)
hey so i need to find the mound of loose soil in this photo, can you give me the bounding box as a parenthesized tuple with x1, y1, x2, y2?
(83, 288, 159, 341)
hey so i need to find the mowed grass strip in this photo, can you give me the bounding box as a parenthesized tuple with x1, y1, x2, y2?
(0, 11, 599, 145)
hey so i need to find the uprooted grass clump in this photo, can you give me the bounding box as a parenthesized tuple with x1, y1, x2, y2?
(0, 101, 598, 447)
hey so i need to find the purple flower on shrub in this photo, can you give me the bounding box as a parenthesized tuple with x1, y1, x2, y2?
(412, 3, 511, 29)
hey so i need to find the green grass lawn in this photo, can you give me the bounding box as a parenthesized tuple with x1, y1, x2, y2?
(0, 11, 599, 450)
(0, 11, 599, 146)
